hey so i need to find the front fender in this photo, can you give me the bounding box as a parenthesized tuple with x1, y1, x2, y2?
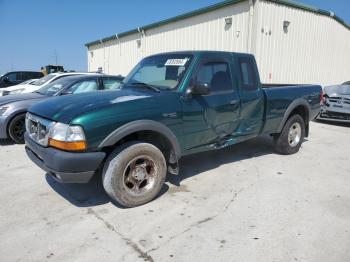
(98, 119, 182, 159)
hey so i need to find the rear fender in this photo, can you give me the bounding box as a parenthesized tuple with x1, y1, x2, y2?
(277, 98, 311, 134)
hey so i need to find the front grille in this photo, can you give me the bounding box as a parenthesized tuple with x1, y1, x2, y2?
(326, 97, 350, 105)
(26, 113, 53, 146)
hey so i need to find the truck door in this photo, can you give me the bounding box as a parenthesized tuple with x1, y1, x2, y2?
(236, 56, 264, 136)
(181, 57, 240, 151)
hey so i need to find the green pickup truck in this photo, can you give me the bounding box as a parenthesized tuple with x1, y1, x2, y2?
(24, 51, 322, 207)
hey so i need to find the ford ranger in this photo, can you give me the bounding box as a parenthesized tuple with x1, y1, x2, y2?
(24, 51, 322, 207)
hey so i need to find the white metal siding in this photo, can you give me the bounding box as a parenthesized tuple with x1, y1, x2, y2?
(255, 0, 350, 86)
(88, 1, 251, 76)
(87, 0, 350, 86)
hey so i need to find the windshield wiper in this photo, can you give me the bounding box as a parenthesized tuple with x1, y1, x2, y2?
(129, 82, 160, 93)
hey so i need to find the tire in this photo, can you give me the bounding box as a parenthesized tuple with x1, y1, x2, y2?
(8, 113, 26, 144)
(102, 141, 167, 207)
(274, 114, 305, 155)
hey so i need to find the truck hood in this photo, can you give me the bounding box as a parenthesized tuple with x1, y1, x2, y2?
(28, 89, 159, 123)
(324, 85, 350, 99)
(0, 93, 44, 106)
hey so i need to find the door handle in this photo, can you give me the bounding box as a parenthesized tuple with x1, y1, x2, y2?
(230, 100, 238, 105)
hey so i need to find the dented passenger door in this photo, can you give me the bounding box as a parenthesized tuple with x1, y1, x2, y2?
(181, 56, 240, 152)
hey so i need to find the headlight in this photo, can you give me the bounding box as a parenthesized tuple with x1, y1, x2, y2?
(0, 106, 9, 116)
(9, 88, 25, 95)
(48, 122, 87, 151)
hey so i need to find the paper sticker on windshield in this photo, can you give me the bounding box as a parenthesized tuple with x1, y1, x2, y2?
(165, 58, 189, 66)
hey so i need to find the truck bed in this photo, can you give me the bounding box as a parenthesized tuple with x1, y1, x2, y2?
(262, 83, 307, 88)
(261, 84, 322, 134)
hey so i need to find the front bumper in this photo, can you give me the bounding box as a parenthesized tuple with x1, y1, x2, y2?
(24, 133, 106, 183)
(0, 116, 9, 139)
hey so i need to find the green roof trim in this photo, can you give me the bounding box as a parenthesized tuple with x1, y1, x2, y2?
(85, 0, 245, 47)
(269, 0, 349, 29)
(85, 0, 349, 47)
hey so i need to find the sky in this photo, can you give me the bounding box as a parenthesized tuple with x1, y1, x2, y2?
(0, 0, 349, 75)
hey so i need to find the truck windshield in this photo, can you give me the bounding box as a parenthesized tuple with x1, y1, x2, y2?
(123, 54, 193, 90)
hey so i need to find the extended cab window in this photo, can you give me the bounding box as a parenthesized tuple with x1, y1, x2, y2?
(195, 61, 233, 92)
(238, 57, 258, 91)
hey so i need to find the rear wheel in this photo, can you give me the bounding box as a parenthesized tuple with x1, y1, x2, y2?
(102, 141, 167, 207)
(274, 114, 305, 155)
(8, 113, 26, 144)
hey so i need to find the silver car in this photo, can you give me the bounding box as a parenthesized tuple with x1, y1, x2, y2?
(318, 84, 350, 123)
(0, 75, 123, 143)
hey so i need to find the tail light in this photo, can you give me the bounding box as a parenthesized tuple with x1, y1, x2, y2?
(320, 90, 325, 105)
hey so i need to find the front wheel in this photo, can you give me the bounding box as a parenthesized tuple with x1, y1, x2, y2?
(8, 113, 26, 144)
(102, 141, 167, 207)
(274, 114, 305, 155)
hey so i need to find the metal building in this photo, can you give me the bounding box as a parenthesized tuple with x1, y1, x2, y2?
(85, 0, 350, 86)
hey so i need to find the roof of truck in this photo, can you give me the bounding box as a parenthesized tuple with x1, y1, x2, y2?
(144, 50, 253, 57)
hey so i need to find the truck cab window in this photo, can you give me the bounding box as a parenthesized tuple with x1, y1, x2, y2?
(239, 57, 258, 91)
(196, 62, 232, 92)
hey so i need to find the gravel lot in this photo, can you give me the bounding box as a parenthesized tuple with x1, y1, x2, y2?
(0, 121, 349, 262)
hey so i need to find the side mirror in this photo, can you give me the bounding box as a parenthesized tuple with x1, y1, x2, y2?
(190, 82, 211, 96)
(3, 76, 9, 82)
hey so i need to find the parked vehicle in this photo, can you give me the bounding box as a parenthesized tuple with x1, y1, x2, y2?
(17, 79, 38, 85)
(41, 65, 64, 75)
(0, 71, 44, 88)
(0, 72, 99, 96)
(0, 74, 123, 143)
(0, 79, 38, 96)
(24, 51, 322, 207)
(318, 84, 350, 122)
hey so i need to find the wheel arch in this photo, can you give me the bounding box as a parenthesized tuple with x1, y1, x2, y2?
(277, 99, 311, 135)
(98, 120, 182, 164)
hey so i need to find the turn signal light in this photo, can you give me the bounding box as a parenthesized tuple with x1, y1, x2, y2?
(49, 138, 87, 151)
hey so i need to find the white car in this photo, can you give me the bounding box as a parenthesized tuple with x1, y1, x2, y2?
(16, 79, 38, 85)
(0, 72, 100, 96)
(0, 79, 38, 96)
